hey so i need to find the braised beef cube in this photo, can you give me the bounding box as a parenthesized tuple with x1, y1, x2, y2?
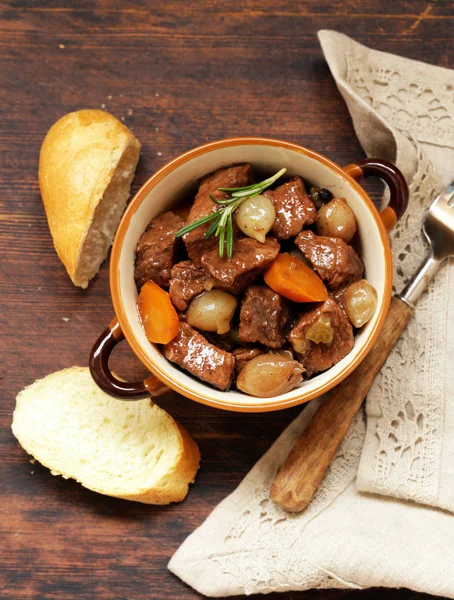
(134, 211, 185, 289)
(164, 322, 235, 391)
(239, 285, 289, 349)
(233, 347, 264, 375)
(333, 284, 349, 316)
(265, 176, 316, 239)
(204, 331, 238, 353)
(288, 297, 354, 376)
(201, 237, 280, 293)
(295, 230, 364, 289)
(169, 260, 213, 311)
(183, 164, 254, 266)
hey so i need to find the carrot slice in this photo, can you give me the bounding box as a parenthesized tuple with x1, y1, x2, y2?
(264, 252, 328, 303)
(137, 281, 179, 344)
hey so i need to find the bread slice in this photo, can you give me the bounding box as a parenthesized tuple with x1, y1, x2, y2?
(11, 367, 200, 504)
(39, 110, 141, 288)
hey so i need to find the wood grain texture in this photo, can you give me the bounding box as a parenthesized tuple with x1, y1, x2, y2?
(0, 1, 451, 598)
(271, 298, 414, 512)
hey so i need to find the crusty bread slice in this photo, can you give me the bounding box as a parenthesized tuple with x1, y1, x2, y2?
(39, 109, 141, 288)
(12, 367, 200, 504)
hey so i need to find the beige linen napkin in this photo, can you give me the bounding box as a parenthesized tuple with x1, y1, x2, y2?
(169, 32, 454, 597)
(170, 401, 454, 597)
(318, 30, 454, 511)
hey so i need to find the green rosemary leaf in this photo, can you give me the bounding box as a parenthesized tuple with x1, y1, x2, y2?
(218, 208, 229, 229)
(218, 227, 225, 258)
(230, 187, 266, 199)
(228, 197, 243, 214)
(209, 192, 232, 206)
(218, 181, 263, 193)
(229, 168, 287, 198)
(204, 218, 220, 239)
(175, 211, 219, 237)
(226, 212, 234, 259)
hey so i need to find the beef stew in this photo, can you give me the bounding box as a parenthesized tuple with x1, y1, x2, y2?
(135, 164, 378, 398)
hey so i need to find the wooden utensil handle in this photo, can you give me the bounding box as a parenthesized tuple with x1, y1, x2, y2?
(270, 297, 413, 512)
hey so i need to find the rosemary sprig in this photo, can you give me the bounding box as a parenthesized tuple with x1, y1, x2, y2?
(174, 210, 219, 237)
(217, 169, 287, 196)
(175, 167, 286, 258)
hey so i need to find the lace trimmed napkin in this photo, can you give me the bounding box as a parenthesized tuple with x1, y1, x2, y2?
(170, 402, 454, 597)
(169, 32, 454, 597)
(319, 30, 454, 512)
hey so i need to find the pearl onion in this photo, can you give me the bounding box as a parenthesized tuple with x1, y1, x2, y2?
(343, 279, 378, 327)
(235, 194, 276, 243)
(186, 290, 238, 335)
(236, 355, 304, 397)
(316, 197, 357, 242)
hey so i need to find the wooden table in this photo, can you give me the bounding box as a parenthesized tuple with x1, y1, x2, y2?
(1, 1, 451, 598)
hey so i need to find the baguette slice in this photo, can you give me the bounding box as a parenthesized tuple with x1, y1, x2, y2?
(39, 109, 141, 288)
(12, 367, 200, 504)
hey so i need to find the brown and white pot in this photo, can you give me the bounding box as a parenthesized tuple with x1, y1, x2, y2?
(89, 137, 408, 412)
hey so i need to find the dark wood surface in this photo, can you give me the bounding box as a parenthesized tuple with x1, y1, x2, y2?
(1, 1, 452, 599)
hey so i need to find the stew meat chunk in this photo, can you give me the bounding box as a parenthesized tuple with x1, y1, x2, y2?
(134, 211, 184, 289)
(265, 176, 316, 239)
(233, 348, 264, 375)
(289, 297, 354, 376)
(239, 285, 289, 348)
(201, 237, 280, 294)
(295, 230, 364, 289)
(202, 331, 237, 352)
(183, 164, 254, 266)
(164, 322, 235, 391)
(169, 260, 213, 311)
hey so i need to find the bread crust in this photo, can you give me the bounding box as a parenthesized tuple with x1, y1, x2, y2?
(39, 110, 141, 287)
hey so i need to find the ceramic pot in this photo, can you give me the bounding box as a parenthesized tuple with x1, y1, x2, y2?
(89, 137, 408, 412)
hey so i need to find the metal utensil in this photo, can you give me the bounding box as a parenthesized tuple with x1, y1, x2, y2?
(271, 182, 454, 513)
(399, 182, 454, 308)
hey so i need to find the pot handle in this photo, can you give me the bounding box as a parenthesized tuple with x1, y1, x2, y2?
(343, 158, 409, 232)
(89, 317, 170, 400)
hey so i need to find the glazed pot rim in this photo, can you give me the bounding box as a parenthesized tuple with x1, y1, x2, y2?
(110, 136, 392, 412)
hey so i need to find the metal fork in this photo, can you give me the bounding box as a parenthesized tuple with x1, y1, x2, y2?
(271, 182, 454, 512)
(400, 182, 454, 309)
